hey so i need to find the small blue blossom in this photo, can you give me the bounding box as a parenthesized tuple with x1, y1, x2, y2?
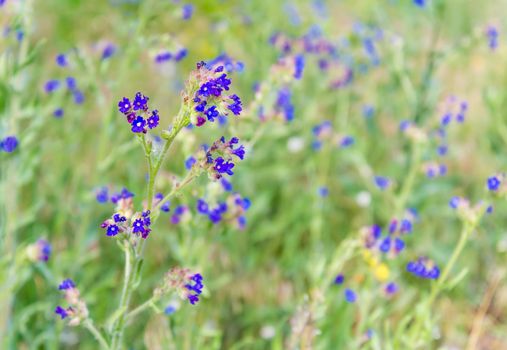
(53, 108, 64, 118)
(384, 282, 398, 295)
(486, 25, 499, 50)
(1, 136, 18, 153)
(73, 90, 85, 104)
(407, 257, 440, 279)
(131, 116, 147, 133)
(164, 305, 176, 315)
(334, 274, 344, 285)
(374, 176, 390, 190)
(96, 187, 108, 203)
(318, 186, 329, 197)
(56, 54, 68, 67)
(102, 44, 116, 60)
(185, 273, 204, 305)
(182, 3, 194, 20)
(44, 79, 60, 93)
(55, 306, 69, 319)
(294, 54, 305, 79)
(344, 288, 356, 303)
(487, 175, 501, 191)
(58, 279, 75, 290)
(65, 76, 77, 90)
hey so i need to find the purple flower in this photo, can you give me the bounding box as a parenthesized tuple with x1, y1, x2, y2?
(106, 224, 119, 236)
(197, 199, 209, 214)
(55, 306, 69, 319)
(182, 4, 194, 20)
(53, 108, 64, 118)
(214, 157, 235, 176)
(58, 279, 75, 290)
(294, 54, 305, 79)
(185, 156, 196, 170)
(1, 136, 18, 153)
(65, 76, 77, 90)
(407, 257, 440, 279)
(131, 116, 146, 133)
(118, 97, 131, 114)
(102, 44, 116, 60)
(174, 48, 188, 62)
(344, 288, 356, 303)
(374, 176, 390, 190)
(334, 274, 344, 285)
(155, 51, 172, 63)
(44, 80, 60, 93)
(147, 110, 160, 129)
(56, 54, 68, 67)
(487, 175, 501, 191)
(96, 187, 109, 203)
(133, 92, 149, 111)
(72, 90, 85, 104)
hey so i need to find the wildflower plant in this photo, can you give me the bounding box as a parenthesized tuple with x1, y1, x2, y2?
(50, 62, 245, 349)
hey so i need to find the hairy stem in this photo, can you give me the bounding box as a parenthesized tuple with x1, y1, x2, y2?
(85, 320, 110, 350)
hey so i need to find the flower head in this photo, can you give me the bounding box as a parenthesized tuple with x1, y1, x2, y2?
(406, 257, 440, 279)
(1, 136, 18, 153)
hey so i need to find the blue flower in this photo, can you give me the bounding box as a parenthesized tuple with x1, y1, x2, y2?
(107, 224, 119, 236)
(1, 136, 18, 153)
(66, 76, 77, 90)
(374, 176, 390, 190)
(53, 108, 64, 118)
(487, 175, 501, 191)
(96, 187, 108, 203)
(413, 0, 426, 7)
(44, 79, 60, 93)
(214, 157, 235, 176)
(131, 116, 146, 133)
(197, 199, 209, 214)
(102, 44, 116, 60)
(147, 110, 160, 129)
(55, 306, 69, 319)
(186, 273, 204, 305)
(155, 51, 172, 63)
(344, 288, 356, 303)
(58, 279, 75, 290)
(118, 97, 131, 115)
(407, 257, 440, 279)
(182, 4, 194, 20)
(133, 92, 149, 111)
(334, 274, 344, 285)
(294, 54, 305, 79)
(56, 54, 68, 67)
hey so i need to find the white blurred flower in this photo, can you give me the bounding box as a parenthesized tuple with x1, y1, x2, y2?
(287, 137, 305, 153)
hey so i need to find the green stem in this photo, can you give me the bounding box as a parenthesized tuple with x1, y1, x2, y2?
(84, 320, 110, 350)
(394, 144, 422, 217)
(125, 296, 157, 321)
(427, 222, 473, 305)
(110, 109, 189, 349)
(110, 242, 133, 350)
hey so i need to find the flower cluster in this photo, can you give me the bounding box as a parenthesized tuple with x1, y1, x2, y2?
(406, 257, 440, 280)
(26, 239, 52, 262)
(101, 210, 152, 239)
(361, 212, 416, 258)
(186, 62, 242, 127)
(449, 196, 490, 223)
(187, 136, 245, 180)
(312, 120, 354, 151)
(155, 267, 204, 305)
(154, 48, 188, 63)
(333, 273, 357, 303)
(117, 92, 160, 133)
(486, 25, 499, 50)
(422, 162, 447, 178)
(44, 71, 86, 107)
(55, 279, 89, 326)
(171, 205, 190, 224)
(196, 192, 251, 229)
(439, 96, 468, 126)
(206, 53, 245, 73)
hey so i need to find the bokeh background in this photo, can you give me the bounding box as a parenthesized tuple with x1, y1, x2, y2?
(1, 0, 507, 349)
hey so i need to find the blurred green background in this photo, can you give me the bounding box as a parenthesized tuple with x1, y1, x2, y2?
(1, 0, 507, 349)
